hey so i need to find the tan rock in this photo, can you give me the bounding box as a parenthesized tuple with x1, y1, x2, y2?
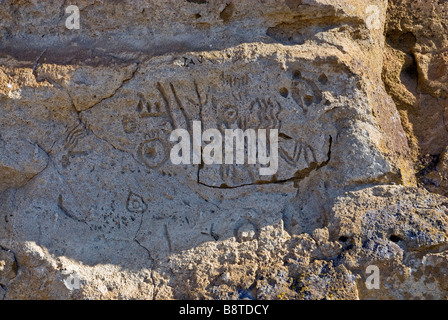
(0, 0, 447, 300)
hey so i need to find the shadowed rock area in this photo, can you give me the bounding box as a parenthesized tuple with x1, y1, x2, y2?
(0, 0, 447, 299)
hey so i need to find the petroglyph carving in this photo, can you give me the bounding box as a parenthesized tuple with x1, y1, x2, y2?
(279, 141, 318, 167)
(122, 116, 137, 134)
(182, 55, 204, 67)
(89, 198, 141, 237)
(126, 192, 147, 214)
(137, 95, 165, 118)
(64, 123, 87, 155)
(291, 75, 323, 114)
(221, 72, 249, 87)
(137, 138, 169, 169)
(214, 95, 282, 132)
(157, 82, 191, 131)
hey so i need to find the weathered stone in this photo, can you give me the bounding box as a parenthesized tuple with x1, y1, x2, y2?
(382, 0, 448, 195)
(329, 185, 448, 299)
(0, 0, 447, 300)
(0, 136, 48, 193)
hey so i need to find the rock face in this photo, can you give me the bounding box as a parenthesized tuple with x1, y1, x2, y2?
(382, 0, 448, 196)
(0, 0, 447, 300)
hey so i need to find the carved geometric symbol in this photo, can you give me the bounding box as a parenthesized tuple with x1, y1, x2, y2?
(220, 105, 238, 124)
(122, 116, 137, 134)
(126, 192, 147, 214)
(137, 138, 169, 169)
(279, 141, 317, 167)
(137, 96, 164, 118)
(64, 123, 85, 152)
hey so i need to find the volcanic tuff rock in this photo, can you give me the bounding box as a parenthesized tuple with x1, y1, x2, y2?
(0, 0, 447, 299)
(382, 0, 448, 196)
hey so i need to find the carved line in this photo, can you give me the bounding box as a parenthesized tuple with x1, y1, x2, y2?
(157, 82, 177, 130)
(136, 138, 169, 169)
(279, 142, 317, 166)
(170, 83, 191, 133)
(64, 124, 85, 151)
(164, 224, 172, 252)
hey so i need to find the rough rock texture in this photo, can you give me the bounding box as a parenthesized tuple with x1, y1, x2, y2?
(0, 0, 447, 300)
(382, 0, 448, 195)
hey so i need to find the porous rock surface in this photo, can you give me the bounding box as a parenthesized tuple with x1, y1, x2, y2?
(0, 0, 447, 300)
